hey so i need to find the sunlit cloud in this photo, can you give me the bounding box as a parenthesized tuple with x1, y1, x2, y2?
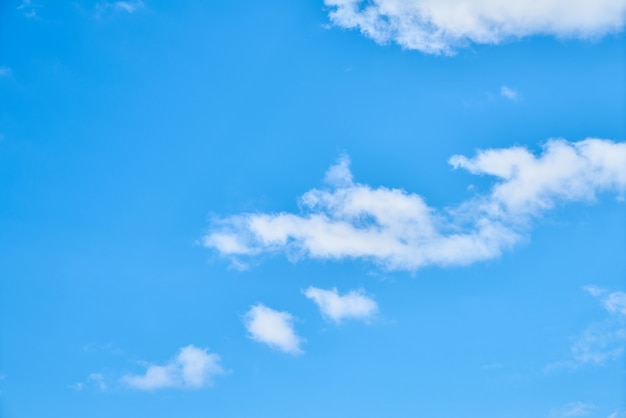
(204, 138, 626, 272)
(324, 0, 626, 54)
(244, 304, 304, 355)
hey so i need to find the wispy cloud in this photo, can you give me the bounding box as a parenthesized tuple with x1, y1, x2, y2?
(122, 345, 225, 390)
(324, 0, 626, 54)
(500, 86, 518, 101)
(96, 0, 143, 17)
(16, 0, 39, 19)
(0, 67, 11, 77)
(549, 286, 626, 370)
(204, 138, 626, 272)
(70, 373, 107, 391)
(550, 402, 595, 417)
(304, 286, 378, 323)
(244, 304, 304, 355)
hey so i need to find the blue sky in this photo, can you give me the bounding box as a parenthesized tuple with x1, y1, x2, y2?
(1, 1, 625, 417)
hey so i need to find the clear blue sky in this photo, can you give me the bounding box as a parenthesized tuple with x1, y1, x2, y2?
(1, 1, 625, 417)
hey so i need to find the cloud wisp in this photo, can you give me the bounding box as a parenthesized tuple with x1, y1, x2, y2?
(549, 402, 595, 417)
(500, 86, 518, 101)
(122, 345, 225, 390)
(204, 138, 626, 272)
(550, 287, 626, 370)
(244, 304, 304, 355)
(304, 286, 378, 323)
(324, 0, 626, 54)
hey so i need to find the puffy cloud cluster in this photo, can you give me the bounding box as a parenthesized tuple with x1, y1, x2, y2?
(204, 138, 626, 272)
(324, 0, 626, 54)
(122, 345, 225, 390)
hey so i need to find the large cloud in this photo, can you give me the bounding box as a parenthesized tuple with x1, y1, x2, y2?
(324, 0, 626, 54)
(122, 345, 225, 390)
(204, 138, 626, 272)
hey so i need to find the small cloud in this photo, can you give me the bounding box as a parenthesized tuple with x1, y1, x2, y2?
(244, 304, 303, 355)
(550, 402, 595, 417)
(69, 382, 84, 391)
(88, 373, 107, 391)
(500, 85, 518, 101)
(548, 286, 626, 370)
(122, 345, 225, 390)
(17, 0, 38, 18)
(70, 373, 107, 391)
(0, 67, 11, 77)
(95, 0, 143, 17)
(304, 286, 378, 323)
(112, 1, 143, 13)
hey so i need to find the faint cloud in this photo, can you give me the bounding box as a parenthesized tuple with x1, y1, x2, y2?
(550, 402, 595, 417)
(244, 304, 303, 355)
(500, 86, 518, 101)
(17, 0, 38, 18)
(548, 286, 626, 370)
(83, 343, 122, 355)
(70, 373, 107, 391)
(304, 286, 378, 323)
(96, 0, 144, 17)
(324, 0, 626, 54)
(122, 345, 225, 390)
(0, 67, 12, 77)
(205, 138, 626, 272)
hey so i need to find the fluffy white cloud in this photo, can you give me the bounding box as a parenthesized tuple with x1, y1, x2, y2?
(204, 138, 626, 272)
(244, 304, 303, 355)
(324, 0, 626, 54)
(122, 345, 224, 390)
(304, 286, 378, 323)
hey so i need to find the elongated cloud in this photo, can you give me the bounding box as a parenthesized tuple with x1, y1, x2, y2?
(304, 286, 378, 323)
(204, 138, 626, 272)
(244, 304, 304, 355)
(122, 345, 225, 390)
(324, 0, 626, 54)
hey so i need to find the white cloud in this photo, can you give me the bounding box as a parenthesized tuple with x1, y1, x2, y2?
(204, 138, 626, 272)
(112, 1, 143, 13)
(244, 304, 303, 355)
(585, 286, 626, 317)
(96, 1, 143, 16)
(88, 373, 107, 391)
(549, 287, 626, 369)
(550, 402, 595, 417)
(304, 286, 378, 323)
(122, 345, 225, 390)
(324, 0, 626, 54)
(500, 85, 518, 100)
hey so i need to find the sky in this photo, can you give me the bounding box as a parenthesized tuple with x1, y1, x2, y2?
(0, 1, 625, 417)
